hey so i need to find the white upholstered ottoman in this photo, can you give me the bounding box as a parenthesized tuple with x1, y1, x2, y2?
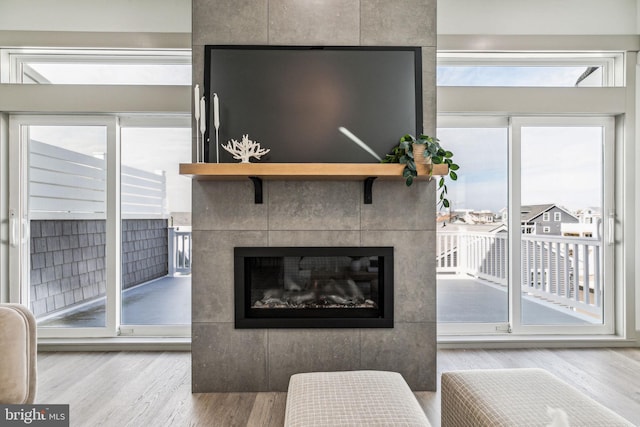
(284, 370, 431, 427)
(441, 368, 634, 427)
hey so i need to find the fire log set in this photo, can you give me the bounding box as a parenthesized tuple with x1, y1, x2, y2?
(252, 277, 377, 309)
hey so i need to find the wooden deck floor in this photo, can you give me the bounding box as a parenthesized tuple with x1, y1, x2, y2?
(36, 348, 640, 426)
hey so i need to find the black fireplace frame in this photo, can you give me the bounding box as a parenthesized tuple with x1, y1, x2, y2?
(234, 246, 394, 328)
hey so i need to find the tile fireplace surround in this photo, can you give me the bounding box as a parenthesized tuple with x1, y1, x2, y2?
(191, 0, 437, 392)
(191, 178, 437, 391)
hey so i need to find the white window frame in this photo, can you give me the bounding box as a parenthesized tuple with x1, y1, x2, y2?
(554, 212, 562, 221)
(542, 226, 551, 233)
(543, 212, 550, 221)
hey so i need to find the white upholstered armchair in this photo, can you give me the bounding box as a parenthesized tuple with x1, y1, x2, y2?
(0, 303, 37, 404)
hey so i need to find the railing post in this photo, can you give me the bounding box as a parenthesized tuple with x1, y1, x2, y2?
(168, 226, 176, 276)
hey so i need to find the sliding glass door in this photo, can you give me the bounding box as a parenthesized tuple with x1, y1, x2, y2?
(437, 116, 615, 336)
(510, 117, 614, 334)
(118, 117, 191, 335)
(436, 117, 510, 335)
(9, 116, 118, 337)
(9, 115, 192, 337)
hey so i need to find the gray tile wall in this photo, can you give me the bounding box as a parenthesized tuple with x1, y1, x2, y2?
(192, 0, 437, 392)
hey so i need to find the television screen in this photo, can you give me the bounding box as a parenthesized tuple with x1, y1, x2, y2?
(204, 45, 423, 163)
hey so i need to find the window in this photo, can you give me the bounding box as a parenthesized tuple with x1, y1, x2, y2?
(5, 45, 192, 339)
(543, 212, 550, 221)
(5, 49, 191, 85)
(554, 212, 562, 221)
(437, 52, 622, 87)
(542, 226, 551, 233)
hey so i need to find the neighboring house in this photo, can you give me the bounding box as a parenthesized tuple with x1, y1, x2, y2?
(499, 207, 508, 223)
(520, 204, 579, 235)
(563, 207, 602, 238)
(465, 210, 496, 224)
(576, 207, 602, 225)
(446, 209, 497, 225)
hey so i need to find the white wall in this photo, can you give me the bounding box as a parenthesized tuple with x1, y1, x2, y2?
(2, 0, 636, 36)
(0, 0, 191, 33)
(438, 0, 638, 35)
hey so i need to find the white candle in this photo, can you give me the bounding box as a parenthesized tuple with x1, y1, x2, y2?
(213, 93, 220, 130)
(194, 84, 200, 120)
(200, 97, 206, 134)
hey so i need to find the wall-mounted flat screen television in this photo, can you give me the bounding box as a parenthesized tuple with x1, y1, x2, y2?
(204, 45, 423, 163)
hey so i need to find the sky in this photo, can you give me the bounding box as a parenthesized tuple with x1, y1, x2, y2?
(436, 65, 601, 87)
(436, 64, 604, 214)
(438, 125, 603, 214)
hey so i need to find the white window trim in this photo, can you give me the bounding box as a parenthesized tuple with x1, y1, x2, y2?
(543, 212, 550, 221)
(554, 212, 562, 221)
(542, 226, 551, 233)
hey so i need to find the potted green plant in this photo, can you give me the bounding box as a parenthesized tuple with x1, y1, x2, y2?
(382, 134, 459, 209)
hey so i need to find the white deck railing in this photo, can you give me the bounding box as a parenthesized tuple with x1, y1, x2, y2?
(168, 226, 192, 276)
(437, 230, 602, 315)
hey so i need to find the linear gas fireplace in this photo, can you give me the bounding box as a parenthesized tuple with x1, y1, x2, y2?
(234, 247, 394, 328)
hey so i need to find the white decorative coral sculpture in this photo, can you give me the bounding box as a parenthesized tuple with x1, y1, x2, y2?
(221, 134, 270, 163)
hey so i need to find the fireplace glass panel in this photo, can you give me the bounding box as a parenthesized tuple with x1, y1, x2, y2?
(235, 247, 393, 328)
(249, 256, 379, 309)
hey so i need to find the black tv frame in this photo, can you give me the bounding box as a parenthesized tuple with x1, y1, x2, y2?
(203, 45, 423, 163)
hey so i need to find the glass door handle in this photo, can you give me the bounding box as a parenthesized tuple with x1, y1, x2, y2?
(10, 210, 17, 247)
(608, 212, 615, 245)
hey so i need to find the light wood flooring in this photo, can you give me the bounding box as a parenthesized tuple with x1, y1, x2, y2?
(36, 348, 640, 426)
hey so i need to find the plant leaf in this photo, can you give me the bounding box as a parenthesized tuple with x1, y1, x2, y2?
(439, 177, 445, 187)
(444, 151, 453, 158)
(449, 164, 460, 171)
(406, 176, 413, 186)
(450, 171, 458, 181)
(443, 199, 450, 208)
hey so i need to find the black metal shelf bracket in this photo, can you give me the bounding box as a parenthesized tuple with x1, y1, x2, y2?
(364, 177, 377, 204)
(249, 176, 263, 204)
(248, 176, 378, 205)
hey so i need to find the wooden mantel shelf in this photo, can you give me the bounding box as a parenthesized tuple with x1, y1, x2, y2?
(179, 162, 448, 204)
(179, 162, 448, 180)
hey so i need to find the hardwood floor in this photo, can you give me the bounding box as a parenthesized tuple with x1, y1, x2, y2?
(36, 348, 640, 426)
